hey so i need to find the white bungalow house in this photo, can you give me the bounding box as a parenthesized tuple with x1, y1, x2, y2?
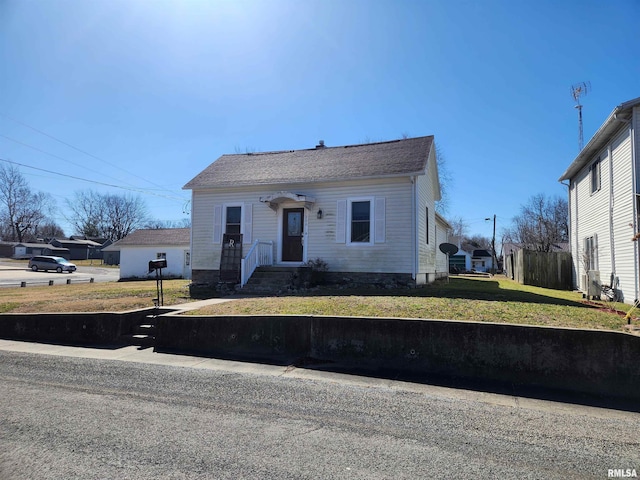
(471, 249, 493, 273)
(103, 228, 191, 280)
(184, 136, 444, 288)
(559, 96, 640, 303)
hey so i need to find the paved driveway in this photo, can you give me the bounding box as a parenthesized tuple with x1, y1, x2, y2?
(0, 261, 119, 287)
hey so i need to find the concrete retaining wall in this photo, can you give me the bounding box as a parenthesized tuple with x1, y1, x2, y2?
(0, 309, 158, 346)
(157, 314, 640, 401)
(2, 309, 638, 402)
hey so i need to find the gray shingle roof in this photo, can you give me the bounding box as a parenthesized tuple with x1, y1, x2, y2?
(109, 228, 190, 248)
(184, 136, 434, 189)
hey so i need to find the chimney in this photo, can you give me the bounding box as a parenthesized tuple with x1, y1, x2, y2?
(315, 140, 325, 148)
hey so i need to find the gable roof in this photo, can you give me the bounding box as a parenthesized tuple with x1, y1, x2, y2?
(184, 136, 435, 189)
(559, 96, 640, 181)
(52, 238, 102, 247)
(105, 228, 190, 250)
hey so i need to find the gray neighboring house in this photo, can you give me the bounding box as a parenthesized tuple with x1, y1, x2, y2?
(13, 242, 70, 259)
(184, 136, 444, 288)
(50, 238, 102, 260)
(103, 228, 191, 280)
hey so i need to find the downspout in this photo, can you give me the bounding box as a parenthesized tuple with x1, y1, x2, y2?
(608, 144, 615, 284)
(411, 176, 417, 282)
(630, 118, 639, 302)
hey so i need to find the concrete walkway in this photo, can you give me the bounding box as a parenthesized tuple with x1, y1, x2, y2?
(163, 297, 237, 313)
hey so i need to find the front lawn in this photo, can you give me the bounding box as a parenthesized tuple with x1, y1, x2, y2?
(188, 276, 637, 332)
(0, 279, 192, 313)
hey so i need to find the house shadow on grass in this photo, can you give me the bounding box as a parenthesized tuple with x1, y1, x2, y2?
(299, 276, 591, 309)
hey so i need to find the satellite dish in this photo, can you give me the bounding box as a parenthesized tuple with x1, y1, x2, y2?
(439, 243, 458, 256)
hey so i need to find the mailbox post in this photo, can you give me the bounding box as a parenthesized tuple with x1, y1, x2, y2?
(148, 258, 167, 307)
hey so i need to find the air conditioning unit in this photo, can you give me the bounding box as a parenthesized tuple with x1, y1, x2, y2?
(587, 270, 601, 298)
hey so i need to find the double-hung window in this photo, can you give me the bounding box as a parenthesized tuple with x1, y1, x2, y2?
(337, 197, 384, 245)
(225, 206, 241, 234)
(350, 200, 371, 243)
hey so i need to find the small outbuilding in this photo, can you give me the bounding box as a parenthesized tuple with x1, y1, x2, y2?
(103, 228, 191, 280)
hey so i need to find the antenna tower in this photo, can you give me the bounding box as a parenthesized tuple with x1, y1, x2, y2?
(571, 81, 591, 151)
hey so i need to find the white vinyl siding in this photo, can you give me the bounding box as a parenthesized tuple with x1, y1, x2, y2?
(416, 146, 439, 281)
(610, 126, 635, 301)
(119, 246, 189, 279)
(190, 177, 416, 274)
(569, 124, 636, 302)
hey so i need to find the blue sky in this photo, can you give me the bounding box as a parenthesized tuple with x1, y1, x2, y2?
(0, 0, 638, 240)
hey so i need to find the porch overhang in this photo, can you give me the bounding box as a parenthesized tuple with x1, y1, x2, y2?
(259, 191, 316, 211)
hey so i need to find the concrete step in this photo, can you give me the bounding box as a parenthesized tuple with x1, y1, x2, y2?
(123, 334, 156, 347)
(133, 324, 157, 335)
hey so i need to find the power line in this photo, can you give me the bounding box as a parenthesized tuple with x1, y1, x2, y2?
(0, 157, 186, 202)
(0, 112, 185, 196)
(0, 133, 140, 189)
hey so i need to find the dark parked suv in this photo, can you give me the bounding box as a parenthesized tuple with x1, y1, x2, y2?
(28, 256, 77, 273)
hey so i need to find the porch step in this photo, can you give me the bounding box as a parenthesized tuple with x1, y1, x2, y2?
(242, 266, 308, 294)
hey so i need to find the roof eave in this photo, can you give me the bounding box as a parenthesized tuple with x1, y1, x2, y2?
(184, 171, 427, 191)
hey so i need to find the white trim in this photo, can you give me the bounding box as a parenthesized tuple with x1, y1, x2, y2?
(346, 196, 375, 246)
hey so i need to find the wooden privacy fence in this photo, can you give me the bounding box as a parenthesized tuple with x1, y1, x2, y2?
(505, 249, 572, 290)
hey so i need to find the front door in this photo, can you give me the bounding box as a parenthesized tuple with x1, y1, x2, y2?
(282, 208, 304, 262)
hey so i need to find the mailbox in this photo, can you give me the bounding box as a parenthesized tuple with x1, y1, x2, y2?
(148, 258, 167, 273)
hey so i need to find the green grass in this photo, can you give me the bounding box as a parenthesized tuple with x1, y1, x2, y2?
(0, 280, 192, 313)
(189, 276, 637, 332)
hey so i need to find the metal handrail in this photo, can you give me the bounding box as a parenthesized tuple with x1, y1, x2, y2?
(240, 240, 274, 287)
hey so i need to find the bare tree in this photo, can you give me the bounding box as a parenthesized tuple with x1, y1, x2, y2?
(67, 190, 149, 241)
(435, 143, 452, 215)
(461, 234, 492, 253)
(503, 194, 568, 252)
(38, 221, 66, 239)
(0, 164, 55, 242)
(145, 218, 191, 229)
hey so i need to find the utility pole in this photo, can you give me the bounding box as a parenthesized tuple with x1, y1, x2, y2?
(486, 215, 497, 274)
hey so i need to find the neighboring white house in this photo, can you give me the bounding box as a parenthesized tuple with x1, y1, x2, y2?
(559, 96, 640, 303)
(184, 136, 445, 287)
(449, 248, 472, 273)
(471, 249, 493, 273)
(103, 228, 191, 280)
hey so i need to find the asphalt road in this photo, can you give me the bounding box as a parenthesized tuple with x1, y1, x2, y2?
(0, 261, 119, 287)
(1, 349, 638, 479)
